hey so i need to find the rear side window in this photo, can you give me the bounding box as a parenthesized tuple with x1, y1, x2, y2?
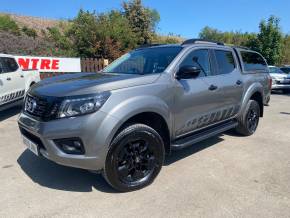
(214, 50, 236, 75)
(0, 57, 19, 73)
(241, 51, 267, 71)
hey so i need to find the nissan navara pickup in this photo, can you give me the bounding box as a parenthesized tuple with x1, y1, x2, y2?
(18, 39, 271, 192)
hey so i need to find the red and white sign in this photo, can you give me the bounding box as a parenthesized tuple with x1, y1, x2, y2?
(15, 56, 81, 72)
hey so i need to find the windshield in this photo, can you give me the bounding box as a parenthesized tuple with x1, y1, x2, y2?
(103, 46, 182, 75)
(269, 67, 285, 74)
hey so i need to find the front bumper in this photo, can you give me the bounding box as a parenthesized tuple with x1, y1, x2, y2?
(272, 79, 290, 90)
(272, 84, 290, 90)
(18, 111, 120, 171)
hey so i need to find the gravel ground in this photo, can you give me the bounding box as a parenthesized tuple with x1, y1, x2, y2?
(0, 93, 290, 218)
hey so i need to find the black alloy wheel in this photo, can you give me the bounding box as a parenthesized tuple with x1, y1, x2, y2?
(103, 124, 164, 192)
(246, 108, 259, 133)
(117, 139, 158, 184)
(235, 100, 260, 136)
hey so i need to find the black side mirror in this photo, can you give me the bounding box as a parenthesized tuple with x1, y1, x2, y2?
(175, 65, 201, 80)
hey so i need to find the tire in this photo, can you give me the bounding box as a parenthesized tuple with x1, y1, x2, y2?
(235, 100, 260, 136)
(103, 124, 165, 192)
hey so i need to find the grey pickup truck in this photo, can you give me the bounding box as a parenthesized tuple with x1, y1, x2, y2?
(18, 39, 271, 192)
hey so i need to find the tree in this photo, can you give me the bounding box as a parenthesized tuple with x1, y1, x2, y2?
(96, 10, 138, 59)
(199, 26, 257, 47)
(46, 26, 76, 56)
(66, 9, 101, 57)
(153, 33, 183, 44)
(199, 26, 224, 42)
(122, 0, 160, 44)
(255, 16, 283, 65)
(281, 35, 290, 65)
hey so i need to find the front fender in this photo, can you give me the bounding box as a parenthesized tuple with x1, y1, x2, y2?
(100, 95, 172, 143)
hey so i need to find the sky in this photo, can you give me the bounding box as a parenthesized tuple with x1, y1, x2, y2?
(0, 0, 289, 38)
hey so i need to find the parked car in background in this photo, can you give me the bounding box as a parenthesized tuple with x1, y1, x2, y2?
(268, 65, 290, 93)
(0, 54, 40, 112)
(280, 66, 290, 74)
(18, 39, 271, 192)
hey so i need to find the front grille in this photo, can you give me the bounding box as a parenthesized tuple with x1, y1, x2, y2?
(24, 94, 60, 121)
(277, 79, 290, 84)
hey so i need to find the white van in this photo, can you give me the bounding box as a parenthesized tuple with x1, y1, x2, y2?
(0, 54, 40, 111)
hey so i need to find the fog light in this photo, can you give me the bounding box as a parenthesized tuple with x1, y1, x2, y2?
(54, 138, 85, 155)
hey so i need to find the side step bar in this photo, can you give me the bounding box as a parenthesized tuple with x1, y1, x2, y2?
(171, 120, 238, 150)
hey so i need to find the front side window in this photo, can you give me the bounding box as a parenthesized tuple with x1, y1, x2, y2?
(214, 50, 236, 75)
(280, 67, 290, 74)
(241, 51, 267, 71)
(0, 57, 19, 73)
(103, 46, 183, 75)
(179, 49, 211, 77)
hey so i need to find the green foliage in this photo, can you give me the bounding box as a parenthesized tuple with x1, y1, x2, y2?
(122, 0, 160, 44)
(64, 6, 157, 60)
(22, 26, 37, 38)
(95, 10, 138, 59)
(0, 15, 20, 35)
(199, 16, 285, 65)
(255, 16, 283, 65)
(64, 9, 135, 60)
(199, 26, 257, 47)
(199, 26, 223, 41)
(66, 9, 100, 57)
(153, 33, 183, 44)
(281, 35, 290, 65)
(47, 26, 76, 56)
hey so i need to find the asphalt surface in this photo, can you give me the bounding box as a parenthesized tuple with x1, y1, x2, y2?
(0, 93, 290, 218)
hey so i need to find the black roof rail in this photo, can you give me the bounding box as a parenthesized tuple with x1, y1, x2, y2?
(182, 38, 224, 46)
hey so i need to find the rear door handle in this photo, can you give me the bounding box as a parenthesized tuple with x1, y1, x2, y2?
(6, 77, 11, 81)
(236, 80, 243, 85)
(20, 75, 24, 78)
(208, 84, 218, 91)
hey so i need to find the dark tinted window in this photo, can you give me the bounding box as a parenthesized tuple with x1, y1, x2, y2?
(241, 51, 267, 71)
(103, 46, 182, 75)
(280, 67, 290, 74)
(214, 50, 236, 75)
(0, 57, 19, 73)
(0, 61, 3, 73)
(180, 49, 211, 77)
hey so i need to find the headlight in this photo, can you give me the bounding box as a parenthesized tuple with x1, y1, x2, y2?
(58, 92, 110, 118)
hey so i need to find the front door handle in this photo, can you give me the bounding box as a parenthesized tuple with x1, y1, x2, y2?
(236, 80, 243, 85)
(208, 84, 218, 91)
(6, 77, 11, 81)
